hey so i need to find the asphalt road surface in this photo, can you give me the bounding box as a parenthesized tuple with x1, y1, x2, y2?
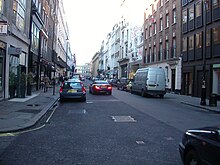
(0, 84, 219, 165)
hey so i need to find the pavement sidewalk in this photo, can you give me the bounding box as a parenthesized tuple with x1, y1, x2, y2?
(0, 88, 219, 133)
(0, 86, 60, 133)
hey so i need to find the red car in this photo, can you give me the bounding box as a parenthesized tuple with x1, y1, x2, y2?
(89, 80, 112, 95)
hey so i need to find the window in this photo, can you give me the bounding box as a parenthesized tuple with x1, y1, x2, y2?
(172, 9, 176, 24)
(172, 38, 176, 58)
(31, 23, 40, 53)
(159, 43, 163, 60)
(13, 0, 26, 32)
(0, 0, 3, 13)
(153, 22, 157, 35)
(182, 9, 187, 24)
(213, 26, 220, 44)
(182, 37, 187, 52)
(206, 29, 211, 46)
(195, 1, 202, 18)
(149, 48, 152, 62)
(160, 0, 163, 7)
(189, 35, 194, 50)
(213, 0, 220, 8)
(145, 28, 148, 39)
(189, 5, 194, 21)
(153, 46, 157, 62)
(196, 32, 202, 48)
(166, 14, 169, 27)
(165, 41, 169, 59)
(149, 25, 152, 37)
(160, 18, 163, 31)
(125, 44, 128, 56)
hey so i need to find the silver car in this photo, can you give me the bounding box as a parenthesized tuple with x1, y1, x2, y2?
(60, 79, 86, 102)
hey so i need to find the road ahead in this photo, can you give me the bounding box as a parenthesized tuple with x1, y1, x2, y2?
(0, 81, 219, 165)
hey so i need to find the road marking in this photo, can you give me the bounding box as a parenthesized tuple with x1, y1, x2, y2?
(0, 133, 16, 137)
(111, 116, 137, 122)
(86, 101, 93, 104)
(136, 141, 145, 145)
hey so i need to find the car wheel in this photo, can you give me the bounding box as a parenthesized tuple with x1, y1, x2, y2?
(108, 91, 112, 95)
(159, 94, 164, 98)
(60, 98, 64, 103)
(185, 150, 200, 165)
(141, 90, 145, 97)
(81, 97, 86, 102)
(130, 88, 134, 94)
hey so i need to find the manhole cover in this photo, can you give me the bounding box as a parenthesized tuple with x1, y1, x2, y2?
(111, 116, 136, 122)
(17, 109, 41, 114)
(68, 109, 87, 114)
(27, 104, 40, 107)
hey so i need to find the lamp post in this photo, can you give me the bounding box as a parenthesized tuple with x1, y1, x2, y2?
(200, 0, 207, 105)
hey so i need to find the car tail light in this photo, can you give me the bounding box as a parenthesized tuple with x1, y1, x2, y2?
(107, 86, 112, 90)
(59, 86, 63, 93)
(94, 85, 100, 90)
(82, 86, 86, 94)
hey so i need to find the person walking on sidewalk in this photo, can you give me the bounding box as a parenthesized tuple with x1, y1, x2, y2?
(43, 76, 50, 92)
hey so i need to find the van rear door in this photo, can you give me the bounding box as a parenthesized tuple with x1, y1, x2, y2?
(147, 71, 157, 90)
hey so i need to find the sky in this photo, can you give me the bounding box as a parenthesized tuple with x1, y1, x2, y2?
(63, 0, 121, 65)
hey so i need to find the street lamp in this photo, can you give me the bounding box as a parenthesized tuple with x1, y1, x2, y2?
(200, 0, 207, 105)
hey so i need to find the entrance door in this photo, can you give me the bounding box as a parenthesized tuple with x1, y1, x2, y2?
(171, 69, 176, 92)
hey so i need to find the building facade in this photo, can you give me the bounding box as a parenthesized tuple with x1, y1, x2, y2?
(143, 0, 182, 93)
(0, 0, 72, 100)
(181, 0, 220, 99)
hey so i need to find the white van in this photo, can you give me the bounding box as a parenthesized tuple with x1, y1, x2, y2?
(131, 67, 166, 98)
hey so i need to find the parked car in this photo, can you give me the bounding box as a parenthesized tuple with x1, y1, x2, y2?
(126, 79, 133, 92)
(131, 67, 166, 98)
(59, 79, 86, 102)
(89, 80, 112, 95)
(179, 125, 220, 165)
(109, 78, 119, 87)
(117, 77, 129, 91)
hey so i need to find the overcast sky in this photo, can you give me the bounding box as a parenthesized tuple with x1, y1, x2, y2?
(63, 0, 121, 65)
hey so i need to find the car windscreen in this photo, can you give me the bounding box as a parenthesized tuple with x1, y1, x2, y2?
(63, 82, 81, 89)
(94, 81, 109, 84)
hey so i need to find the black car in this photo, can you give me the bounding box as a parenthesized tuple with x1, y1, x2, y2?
(117, 77, 129, 91)
(179, 126, 220, 165)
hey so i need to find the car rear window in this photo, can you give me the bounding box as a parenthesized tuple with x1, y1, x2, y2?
(63, 82, 82, 89)
(95, 81, 109, 84)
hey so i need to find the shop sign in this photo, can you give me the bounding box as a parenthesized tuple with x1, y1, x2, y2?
(8, 47, 22, 55)
(0, 21, 7, 35)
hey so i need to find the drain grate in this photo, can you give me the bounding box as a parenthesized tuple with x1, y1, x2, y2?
(68, 109, 87, 114)
(111, 116, 136, 122)
(17, 109, 41, 114)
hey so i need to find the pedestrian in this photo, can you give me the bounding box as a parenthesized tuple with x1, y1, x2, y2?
(43, 76, 50, 92)
(59, 75, 64, 86)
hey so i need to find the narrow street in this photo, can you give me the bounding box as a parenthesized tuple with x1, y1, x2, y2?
(0, 81, 219, 165)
